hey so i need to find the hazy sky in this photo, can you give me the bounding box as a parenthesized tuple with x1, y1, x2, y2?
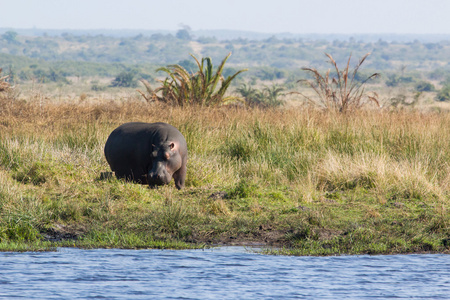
(1, 0, 449, 34)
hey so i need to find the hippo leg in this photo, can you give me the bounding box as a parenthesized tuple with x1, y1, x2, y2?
(172, 164, 187, 190)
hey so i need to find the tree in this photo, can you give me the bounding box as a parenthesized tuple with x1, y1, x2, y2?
(111, 72, 137, 88)
(177, 59, 197, 73)
(176, 29, 191, 41)
(2, 31, 18, 43)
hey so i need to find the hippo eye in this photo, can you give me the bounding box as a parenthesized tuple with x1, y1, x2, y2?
(169, 143, 175, 150)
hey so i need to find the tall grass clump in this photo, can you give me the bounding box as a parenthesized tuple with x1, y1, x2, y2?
(296, 53, 380, 112)
(0, 68, 11, 94)
(0, 68, 17, 105)
(316, 151, 445, 201)
(0, 171, 45, 243)
(138, 53, 247, 106)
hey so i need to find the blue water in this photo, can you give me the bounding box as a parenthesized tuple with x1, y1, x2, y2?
(0, 247, 449, 299)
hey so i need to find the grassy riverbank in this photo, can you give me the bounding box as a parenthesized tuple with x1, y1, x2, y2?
(0, 98, 449, 255)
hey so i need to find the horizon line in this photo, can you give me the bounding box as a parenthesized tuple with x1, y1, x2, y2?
(2, 27, 450, 37)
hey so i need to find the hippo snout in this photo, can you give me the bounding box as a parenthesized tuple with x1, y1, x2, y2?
(148, 171, 172, 186)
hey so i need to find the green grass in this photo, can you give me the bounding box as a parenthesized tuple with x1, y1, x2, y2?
(0, 100, 449, 255)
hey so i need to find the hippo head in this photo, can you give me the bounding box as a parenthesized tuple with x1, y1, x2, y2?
(147, 141, 183, 187)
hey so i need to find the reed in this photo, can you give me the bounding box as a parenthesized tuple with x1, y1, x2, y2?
(295, 53, 380, 112)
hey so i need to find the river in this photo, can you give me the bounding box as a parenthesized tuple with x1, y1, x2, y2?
(0, 247, 449, 299)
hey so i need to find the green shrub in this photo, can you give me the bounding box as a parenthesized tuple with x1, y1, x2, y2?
(437, 85, 450, 102)
(111, 71, 138, 88)
(386, 74, 415, 87)
(228, 179, 259, 199)
(415, 81, 435, 92)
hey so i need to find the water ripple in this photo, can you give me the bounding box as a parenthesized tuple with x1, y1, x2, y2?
(0, 247, 449, 299)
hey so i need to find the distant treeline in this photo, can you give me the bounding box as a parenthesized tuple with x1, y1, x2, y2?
(1, 30, 450, 91)
(2, 28, 450, 43)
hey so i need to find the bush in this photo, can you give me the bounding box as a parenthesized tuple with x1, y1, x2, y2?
(415, 81, 435, 92)
(257, 67, 287, 81)
(31, 68, 70, 84)
(386, 74, 415, 87)
(177, 59, 197, 73)
(436, 85, 450, 102)
(91, 82, 106, 91)
(111, 71, 137, 88)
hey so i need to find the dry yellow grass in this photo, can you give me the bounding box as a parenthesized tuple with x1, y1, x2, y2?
(5, 97, 449, 200)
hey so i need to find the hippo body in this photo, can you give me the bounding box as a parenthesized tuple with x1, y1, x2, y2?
(104, 122, 187, 189)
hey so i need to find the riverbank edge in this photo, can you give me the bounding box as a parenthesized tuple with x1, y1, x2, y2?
(1, 226, 449, 255)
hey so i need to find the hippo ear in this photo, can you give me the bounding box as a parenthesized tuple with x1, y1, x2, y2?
(169, 142, 175, 150)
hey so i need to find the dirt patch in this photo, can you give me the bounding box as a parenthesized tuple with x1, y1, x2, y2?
(42, 224, 87, 242)
(315, 228, 343, 240)
(182, 226, 289, 248)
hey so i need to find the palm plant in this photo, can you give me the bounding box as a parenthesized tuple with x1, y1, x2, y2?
(294, 53, 380, 112)
(236, 83, 285, 108)
(138, 53, 247, 107)
(235, 83, 258, 105)
(263, 84, 285, 107)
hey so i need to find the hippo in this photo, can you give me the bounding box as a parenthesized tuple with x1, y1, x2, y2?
(104, 122, 187, 189)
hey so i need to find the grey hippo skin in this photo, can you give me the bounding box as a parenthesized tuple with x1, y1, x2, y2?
(104, 122, 188, 189)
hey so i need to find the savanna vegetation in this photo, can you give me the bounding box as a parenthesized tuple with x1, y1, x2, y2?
(0, 96, 449, 254)
(0, 30, 449, 255)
